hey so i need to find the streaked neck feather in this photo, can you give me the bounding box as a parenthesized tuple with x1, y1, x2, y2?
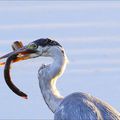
(38, 47, 68, 112)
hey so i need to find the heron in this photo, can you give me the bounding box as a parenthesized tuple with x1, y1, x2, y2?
(0, 38, 120, 120)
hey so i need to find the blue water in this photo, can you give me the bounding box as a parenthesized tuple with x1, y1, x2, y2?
(0, 1, 120, 119)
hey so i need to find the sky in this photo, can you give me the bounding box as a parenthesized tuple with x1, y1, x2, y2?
(0, 1, 120, 119)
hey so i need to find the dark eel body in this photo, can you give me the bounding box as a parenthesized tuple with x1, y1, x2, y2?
(4, 41, 27, 99)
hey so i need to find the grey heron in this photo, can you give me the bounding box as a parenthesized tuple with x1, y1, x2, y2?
(0, 38, 120, 120)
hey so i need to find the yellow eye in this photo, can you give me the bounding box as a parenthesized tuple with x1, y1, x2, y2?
(27, 43, 38, 49)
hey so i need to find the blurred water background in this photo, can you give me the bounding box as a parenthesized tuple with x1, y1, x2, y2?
(0, 1, 120, 119)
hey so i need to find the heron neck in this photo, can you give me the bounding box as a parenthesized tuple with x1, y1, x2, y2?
(38, 49, 68, 113)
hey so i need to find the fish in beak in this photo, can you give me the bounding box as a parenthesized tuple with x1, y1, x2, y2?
(0, 46, 37, 66)
(0, 41, 37, 99)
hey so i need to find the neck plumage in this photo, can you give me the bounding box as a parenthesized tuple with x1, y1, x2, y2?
(38, 47, 68, 113)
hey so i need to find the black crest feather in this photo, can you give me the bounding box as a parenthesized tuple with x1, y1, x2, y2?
(33, 38, 62, 47)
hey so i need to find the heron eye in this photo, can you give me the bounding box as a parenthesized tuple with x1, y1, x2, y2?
(27, 43, 38, 49)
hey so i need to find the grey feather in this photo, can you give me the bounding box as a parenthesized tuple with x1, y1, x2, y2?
(54, 93, 120, 120)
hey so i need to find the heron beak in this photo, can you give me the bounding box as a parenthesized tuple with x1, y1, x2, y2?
(0, 47, 37, 66)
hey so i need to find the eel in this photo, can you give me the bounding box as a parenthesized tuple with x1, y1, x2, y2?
(3, 41, 28, 99)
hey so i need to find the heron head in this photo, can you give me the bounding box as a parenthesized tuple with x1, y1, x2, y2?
(26, 38, 63, 58)
(0, 38, 63, 63)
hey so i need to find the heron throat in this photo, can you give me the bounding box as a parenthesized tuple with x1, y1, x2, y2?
(38, 47, 68, 113)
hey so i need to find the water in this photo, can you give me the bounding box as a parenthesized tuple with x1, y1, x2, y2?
(0, 1, 120, 119)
